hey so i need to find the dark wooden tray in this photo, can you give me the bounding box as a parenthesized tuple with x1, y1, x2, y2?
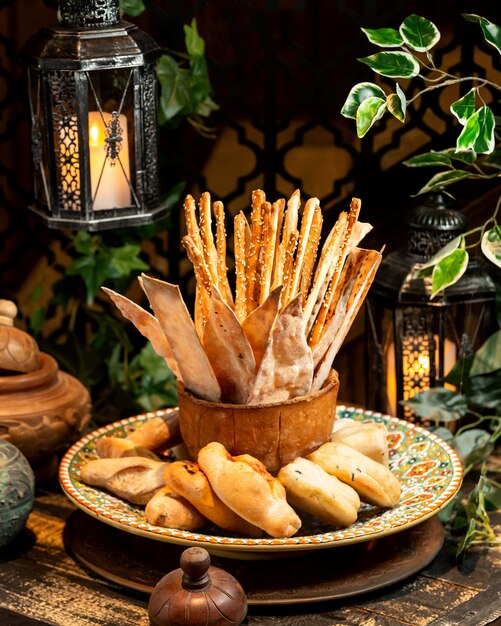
(64, 511, 444, 606)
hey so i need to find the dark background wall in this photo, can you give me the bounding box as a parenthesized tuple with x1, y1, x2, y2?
(0, 0, 499, 403)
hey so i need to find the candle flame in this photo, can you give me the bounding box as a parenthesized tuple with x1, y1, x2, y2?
(90, 123, 100, 146)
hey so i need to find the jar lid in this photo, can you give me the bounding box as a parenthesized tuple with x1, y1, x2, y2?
(0, 300, 41, 374)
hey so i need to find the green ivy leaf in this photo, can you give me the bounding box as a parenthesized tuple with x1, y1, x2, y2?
(484, 148, 501, 169)
(473, 106, 495, 154)
(415, 235, 463, 276)
(119, 0, 145, 17)
(157, 55, 192, 121)
(470, 329, 501, 377)
(66, 256, 109, 305)
(72, 231, 99, 256)
(387, 83, 406, 122)
(399, 14, 440, 52)
(361, 27, 403, 47)
(357, 51, 420, 78)
(415, 170, 472, 195)
(108, 244, 149, 277)
(402, 388, 467, 422)
(454, 429, 492, 469)
(463, 14, 501, 55)
(481, 227, 501, 268)
(341, 82, 386, 119)
(129, 343, 178, 410)
(184, 19, 205, 57)
(443, 353, 474, 388)
(456, 110, 481, 152)
(440, 148, 477, 164)
(450, 88, 476, 125)
(404, 152, 452, 168)
(431, 248, 469, 298)
(356, 96, 387, 137)
(468, 369, 501, 411)
(479, 18, 501, 55)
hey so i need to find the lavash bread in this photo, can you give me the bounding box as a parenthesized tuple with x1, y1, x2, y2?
(278, 457, 360, 527)
(164, 460, 262, 537)
(79, 457, 169, 505)
(307, 442, 401, 508)
(144, 486, 207, 530)
(330, 421, 389, 466)
(198, 442, 301, 538)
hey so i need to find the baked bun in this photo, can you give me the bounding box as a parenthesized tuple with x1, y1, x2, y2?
(95, 413, 181, 459)
(330, 421, 389, 466)
(80, 457, 168, 505)
(278, 457, 360, 527)
(198, 442, 301, 538)
(94, 436, 159, 460)
(145, 486, 207, 530)
(165, 460, 262, 537)
(307, 442, 401, 508)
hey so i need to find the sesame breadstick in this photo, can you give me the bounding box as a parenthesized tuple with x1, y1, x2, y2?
(213, 200, 234, 307)
(246, 190, 266, 314)
(299, 205, 323, 306)
(285, 197, 319, 303)
(199, 192, 219, 287)
(234, 212, 248, 322)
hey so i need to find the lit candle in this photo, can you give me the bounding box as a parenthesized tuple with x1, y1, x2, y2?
(88, 111, 131, 210)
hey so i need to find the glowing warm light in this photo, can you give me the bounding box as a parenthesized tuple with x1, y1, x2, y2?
(386, 336, 456, 416)
(88, 111, 131, 210)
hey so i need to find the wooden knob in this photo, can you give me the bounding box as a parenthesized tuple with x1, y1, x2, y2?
(0, 300, 17, 326)
(180, 547, 210, 589)
(148, 547, 248, 626)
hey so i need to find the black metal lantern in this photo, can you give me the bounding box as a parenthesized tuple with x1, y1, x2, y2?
(366, 190, 497, 419)
(22, 0, 167, 231)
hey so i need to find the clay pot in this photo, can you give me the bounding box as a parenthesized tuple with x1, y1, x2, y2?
(178, 370, 339, 474)
(0, 352, 91, 479)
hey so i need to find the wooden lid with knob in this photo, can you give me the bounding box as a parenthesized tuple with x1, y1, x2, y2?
(0, 300, 41, 374)
(148, 547, 248, 626)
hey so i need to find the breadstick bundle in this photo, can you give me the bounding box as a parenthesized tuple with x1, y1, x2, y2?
(104, 189, 381, 406)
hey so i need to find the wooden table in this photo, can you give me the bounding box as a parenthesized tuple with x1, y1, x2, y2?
(0, 479, 500, 626)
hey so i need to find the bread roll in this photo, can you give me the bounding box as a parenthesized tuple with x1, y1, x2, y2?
(278, 457, 360, 527)
(165, 460, 262, 537)
(330, 421, 389, 466)
(95, 413, 181, 459)
(145, 486, 207, 530)
(307, 442, 401, 508)
(198, 442, 301, 538)
(80, 457, 169, 505)
(94, 436, 159, 460)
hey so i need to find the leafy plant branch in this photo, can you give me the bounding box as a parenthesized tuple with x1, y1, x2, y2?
(402, 290, 501, 560)
(342, 13, 501, 297)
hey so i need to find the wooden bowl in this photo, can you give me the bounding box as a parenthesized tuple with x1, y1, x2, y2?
(177, 370, 339, 474)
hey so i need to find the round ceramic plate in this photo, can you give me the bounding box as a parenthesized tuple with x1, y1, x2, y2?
(59, 405, 463, 556)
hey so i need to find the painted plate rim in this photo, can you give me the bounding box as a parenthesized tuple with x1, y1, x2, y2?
(59, 405, 463, 553)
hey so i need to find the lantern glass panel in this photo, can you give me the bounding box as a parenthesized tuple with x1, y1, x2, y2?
(86, 68, 136, 211)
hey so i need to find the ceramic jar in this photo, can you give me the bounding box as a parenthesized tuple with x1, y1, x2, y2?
(0, 440, 35, 548)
